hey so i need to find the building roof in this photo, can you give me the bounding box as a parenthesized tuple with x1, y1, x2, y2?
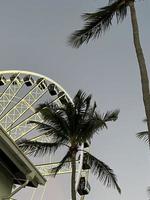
(0, 126, 46, 187)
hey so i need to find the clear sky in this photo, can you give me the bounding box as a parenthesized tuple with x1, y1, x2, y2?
(0, 0, 150, 200)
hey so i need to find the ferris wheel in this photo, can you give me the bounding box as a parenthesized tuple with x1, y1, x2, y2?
(0, 70, 90, 200)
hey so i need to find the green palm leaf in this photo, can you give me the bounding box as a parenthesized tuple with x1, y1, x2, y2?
(76, 116, 106, 142)
(18, 139, 63, 157)
(29, 120, 69, 142)
(136, 131, 148, 143)
(103, 110, 120, 122)
(76, 110, 119, 142)
(85, 152, 121, 194)
(17, 90, 120, 198)
(68, 0, 129, 48)
(38, 105, 70, 136)
(50, 150, 71, 177)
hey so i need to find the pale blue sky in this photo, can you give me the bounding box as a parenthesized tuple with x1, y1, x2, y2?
(0, 0, 150, 200)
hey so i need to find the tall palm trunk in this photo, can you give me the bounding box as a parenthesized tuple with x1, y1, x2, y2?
(129, 1, 150, 148)
(71, 152, 77, 200)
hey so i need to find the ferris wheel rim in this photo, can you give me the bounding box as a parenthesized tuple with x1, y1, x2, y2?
(0, 69, 87, 200)
(0, 70, 73, 103)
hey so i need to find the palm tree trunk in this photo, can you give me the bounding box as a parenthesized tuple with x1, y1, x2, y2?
(129, 1, 150, 148)
(71, 152, 77, 200)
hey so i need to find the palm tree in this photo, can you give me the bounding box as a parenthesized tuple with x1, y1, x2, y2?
(69, 0, 150, 148)
(136, 119, 148, 143)
(137, 131, 148, 143)
(18, 90, 121, 200)
(136, 123, 150, 200)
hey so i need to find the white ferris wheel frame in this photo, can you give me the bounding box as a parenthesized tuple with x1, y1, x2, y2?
(0, 70, 89, 199)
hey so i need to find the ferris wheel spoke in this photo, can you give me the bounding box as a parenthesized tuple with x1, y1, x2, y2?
(9, 94, 66, 141)
(0, 79, 48, 130)
(30, 188, 37, 200)
(0, 73, 24, 116)
(31, 134, 52, 142)
(8, 112, 43, 141)
(35, 160, 81, 176)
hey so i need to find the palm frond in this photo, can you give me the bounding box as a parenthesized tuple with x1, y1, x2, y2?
(88, 101, 97, 117)
(83, 94, 92, 117)
(77, 116, 106, 142)
(18, 139, 63, 157)
(68, 0, 129, 48)
(50, 150, 71, 177)
(73, 90, 87, 112)
(38, 104, 69, 131)
(35, 102, 64, 124)
(147, 186, 150, 198)
(76, 109, 119, 142)
(29, 120, 69, 142)
(85, 152, 121, 194)
(136, 131, 149, 143)
(28, 121, 54, 132)
(103, 110, 120, 122)
(34, 102, 51, 113)
(28, 120, 54, 135)
(65, 90, 95, 136)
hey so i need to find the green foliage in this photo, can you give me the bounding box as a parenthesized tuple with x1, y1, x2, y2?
(68, 0, 132, 48)
(50, 150, 72, 177)
(136, 131, 148, 143)
(136, 118, 149, 143)
(18, 139, 63, 156)
(84, 151, 121, 193)
(18, 90, 121, 193)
